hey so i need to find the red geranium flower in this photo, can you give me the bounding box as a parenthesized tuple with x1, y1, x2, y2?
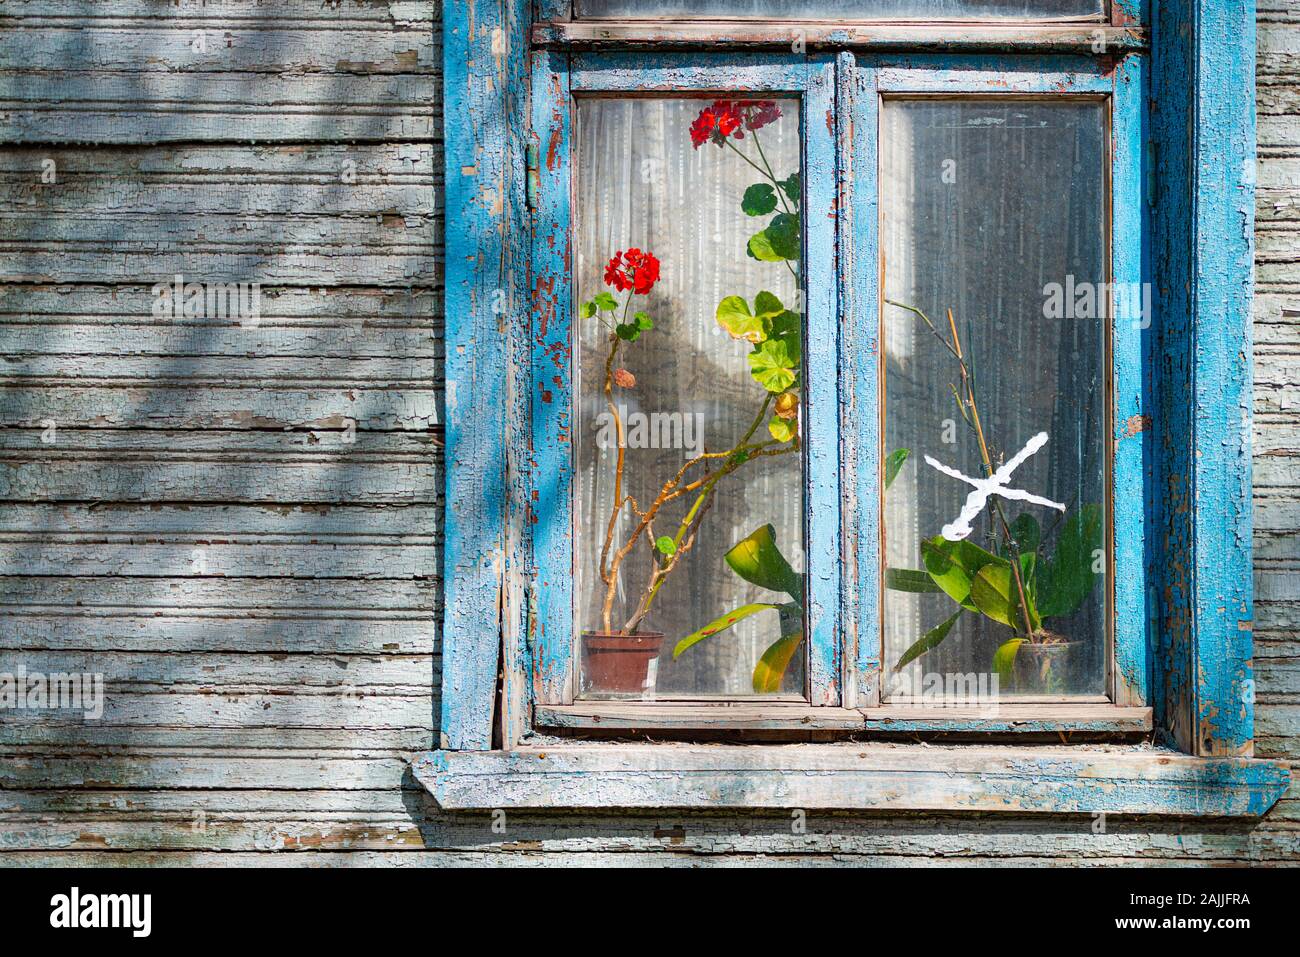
(604, 248, 660, 295)
(738, 99, 781, 132)
(690, 99, 781, 149)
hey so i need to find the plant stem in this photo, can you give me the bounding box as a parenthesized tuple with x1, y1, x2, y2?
(628, 396, 775, 628)
(942, 308, 1036, 640)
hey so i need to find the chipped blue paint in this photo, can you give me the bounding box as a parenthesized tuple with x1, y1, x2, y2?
(440, 0, 531, 749)
(530, 49, 576, 705)
(1111, 51, 1151, 707)
(799, 57, 843, 705)
(874, 55, 1116, 92)
(1113, 0, 1147, 28)
(841, 52, 882, 707)
(1153, 0, 1257, 755)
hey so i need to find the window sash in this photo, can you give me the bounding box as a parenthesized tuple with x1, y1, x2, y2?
(528, 50, 1150, 718)
(530, 54, 841, 706)
(843, 54, 1149, 709)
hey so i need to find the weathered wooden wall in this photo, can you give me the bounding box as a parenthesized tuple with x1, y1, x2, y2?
(0, 0, 1298, 864)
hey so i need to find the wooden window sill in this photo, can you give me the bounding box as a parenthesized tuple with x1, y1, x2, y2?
(534, 701, 1153, 736)
(413, 743, 1290, 817)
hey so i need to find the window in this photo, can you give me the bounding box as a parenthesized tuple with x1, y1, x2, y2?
(530, 53, 1144, 718)
(429, 0, 1289, 817)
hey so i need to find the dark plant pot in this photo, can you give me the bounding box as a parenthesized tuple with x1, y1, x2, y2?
(581, 631, 664, 695)
(1011, 639, 1082, 695)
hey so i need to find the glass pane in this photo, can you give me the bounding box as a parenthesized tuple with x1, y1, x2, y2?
(577, 0, 1103, 21)
(574, 97, 806, 698)
(881, 99, 1108, 700)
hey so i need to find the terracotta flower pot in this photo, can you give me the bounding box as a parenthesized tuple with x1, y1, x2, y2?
(581, 631, 664, 695)
(1011, 639, 1082, 695)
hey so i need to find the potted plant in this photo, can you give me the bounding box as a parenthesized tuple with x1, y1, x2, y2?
(579, 99, 803, 695)
(882, 301, 1103, 694)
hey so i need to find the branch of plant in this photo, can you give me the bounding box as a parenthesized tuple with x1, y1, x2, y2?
(603, 390, 789, 633)
(942, 307, 1037, 640)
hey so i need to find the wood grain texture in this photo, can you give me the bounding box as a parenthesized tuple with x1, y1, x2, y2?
(1, 0, 1299, 865)
(419, 744, 1290, 817)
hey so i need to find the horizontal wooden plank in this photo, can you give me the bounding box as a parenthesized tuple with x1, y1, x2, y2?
(0, 749, 413, 790)
(0, 612, 435, 656)
(0, 502, 438, 535)
(1256, 656, 1300, 696)
(0, 226, 437, 287)
(0, 385, 438, 430)
(3, 27, 436, 75)
(0, 323, 441, 362)
(5, 810, 1300, 859)
(0, 650, 433, 689)
(0, 726, 433, 751)
(0, 72, 439, 144)
(0, 0, 436, 24)
(0, 691, 432, 729)
(0, 142, 435, 205)
(537, 702, 1152, 735)
(9, 850, 1300, 866)
(0, 430, 439, 500)
(417, 745, 1291, 817)
(1258, 706, 1300, 759)
(0, 283, 439, 327)
(0, 574, 434, 611)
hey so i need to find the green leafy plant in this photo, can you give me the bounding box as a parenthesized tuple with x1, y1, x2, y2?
(882, 301, 1103, 685)
(584, 101, 803, 638)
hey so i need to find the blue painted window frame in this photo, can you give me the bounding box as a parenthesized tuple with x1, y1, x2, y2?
(438, 0, 1269, 774)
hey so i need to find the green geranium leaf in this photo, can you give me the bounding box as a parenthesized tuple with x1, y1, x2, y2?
(716, 295, 767, 343)
(579, 301, 596, 319)
(742, 183, 778, 217)
(748, 337, 800, 393)
(768, 310, 800, 339)
(592, 291, 618, 312)
(780, 173, 800, 204)
(747, 229, 782, 262)
(746, 216, 801, 262)
(766, 213, 801, 260)
(615, 323, 640, 341)
(753, 290, 785, 318)
(634, 311, 654, 330)
(768, 416, 797, 443)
